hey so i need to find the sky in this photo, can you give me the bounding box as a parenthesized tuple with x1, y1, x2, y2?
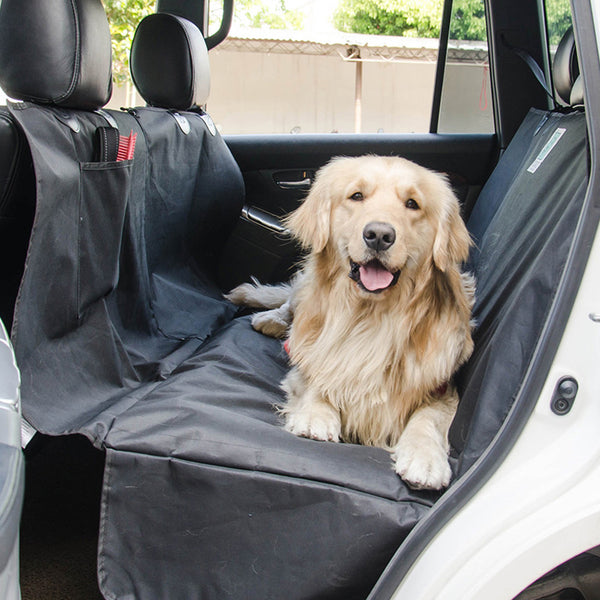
(284, 0, 339, 33)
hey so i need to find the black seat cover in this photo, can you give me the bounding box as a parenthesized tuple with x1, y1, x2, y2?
(452, 108, 587, 474)
(4, 1, 244, 437)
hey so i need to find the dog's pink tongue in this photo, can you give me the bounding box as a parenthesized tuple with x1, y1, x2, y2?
(359, 262, 394, 291)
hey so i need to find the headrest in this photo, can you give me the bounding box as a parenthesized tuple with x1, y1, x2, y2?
(552, 27, 580, 105)
(131, 13, 210, 110)
(569, 76, 584, 106)
(0, 0, 113, 110)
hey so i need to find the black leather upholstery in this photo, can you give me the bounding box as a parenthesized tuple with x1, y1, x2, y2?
(552, 26, 580, 105)
(130, 13, 211, 110)
(0, 0, 112, 110)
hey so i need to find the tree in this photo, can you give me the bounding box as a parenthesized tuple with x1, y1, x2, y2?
(210, 0, 304, 31)
(104, 0, 155, 85)
(449, 0, 486, 41)
(105, 0, 304, 88)
(333, 0, 487, 41)
(333, 0, 443, 38)
(234, 0, 304, 29)
(545, 0, 571, 45)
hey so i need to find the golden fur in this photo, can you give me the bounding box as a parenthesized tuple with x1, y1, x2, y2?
(228, 155, 474, 490)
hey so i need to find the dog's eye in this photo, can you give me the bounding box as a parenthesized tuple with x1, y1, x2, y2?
(405, 198, 420, 210)
(349, 192, 364, 202)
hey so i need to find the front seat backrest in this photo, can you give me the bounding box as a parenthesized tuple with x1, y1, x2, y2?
(131, 12, 211, 111)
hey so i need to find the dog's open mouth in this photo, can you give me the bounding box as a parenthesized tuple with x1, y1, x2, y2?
(349, 259, 400, 293)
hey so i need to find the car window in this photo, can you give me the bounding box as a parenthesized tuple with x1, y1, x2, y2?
(104, 0, 155, 108)
(205, 0, 494, 135)
(92, 1, 496, 136)
(1, 1, 571, 136)
(546, 0, 572, 46)
(437, 0, 493, 133)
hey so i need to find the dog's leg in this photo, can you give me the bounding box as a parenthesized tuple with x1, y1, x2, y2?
(281, 367, 341, 442)
(225, 277, 292, 309)
(250, 300, 292, 339)
(226, 276, 299, 339)
(392, 389, 458, 490)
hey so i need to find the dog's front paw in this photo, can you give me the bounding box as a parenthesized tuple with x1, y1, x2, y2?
(393, 438, 452, 491)
(251, 307, 290, 339)
(284, 409, 341, 442)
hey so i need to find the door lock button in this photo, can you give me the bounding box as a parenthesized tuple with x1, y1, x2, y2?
(551, 376, 578, 415)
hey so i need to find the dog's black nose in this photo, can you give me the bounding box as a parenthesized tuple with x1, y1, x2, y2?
(363, 222, 396, 252)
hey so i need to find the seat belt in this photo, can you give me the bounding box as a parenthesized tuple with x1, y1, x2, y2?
(501, 34, 555, 99)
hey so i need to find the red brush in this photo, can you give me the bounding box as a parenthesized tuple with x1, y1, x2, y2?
(117, 130, 137, 161)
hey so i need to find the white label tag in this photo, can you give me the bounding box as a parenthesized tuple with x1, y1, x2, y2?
(527, 127, 566, 173)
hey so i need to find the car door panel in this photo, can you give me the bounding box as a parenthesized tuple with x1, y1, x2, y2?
(218, 133, 498, 290)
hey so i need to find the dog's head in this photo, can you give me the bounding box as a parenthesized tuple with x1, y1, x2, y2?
(285, 156, 471, 296)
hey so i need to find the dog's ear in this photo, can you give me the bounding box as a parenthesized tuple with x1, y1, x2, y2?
(284, 166, 333, 253)
(432, 179, 472, 272)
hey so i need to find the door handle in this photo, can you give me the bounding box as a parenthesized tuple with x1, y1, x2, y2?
(241, 205, 289, 234)
(273, 170, 314, 191)
(276, 177, 312, 190)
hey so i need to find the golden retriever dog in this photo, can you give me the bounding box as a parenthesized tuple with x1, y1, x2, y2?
(227, 155, 474, 490)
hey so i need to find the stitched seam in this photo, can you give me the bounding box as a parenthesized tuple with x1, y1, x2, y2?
(101, 127, 109, 162)
(55, 0, 81, 104)
(77, 166, 83, 320)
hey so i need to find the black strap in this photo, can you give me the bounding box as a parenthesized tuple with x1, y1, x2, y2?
(501, 34, 554, 99)
(93, 126, 120, 162)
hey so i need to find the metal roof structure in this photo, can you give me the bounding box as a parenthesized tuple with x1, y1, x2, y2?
(218, 27, 489, 64)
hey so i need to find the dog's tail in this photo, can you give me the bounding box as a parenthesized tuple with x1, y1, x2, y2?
(225, 277, 292, 309)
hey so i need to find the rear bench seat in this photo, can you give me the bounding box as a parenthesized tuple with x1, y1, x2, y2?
(0, 0, 589, 598)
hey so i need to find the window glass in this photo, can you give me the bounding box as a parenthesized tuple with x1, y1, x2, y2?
(101, 1, 494, 136)
(545, 0, 573, 107)
(437, 0, 494, 133)
(104, 0, 154, 107)
(208, 0, 450, 134)
(545, 0, 572, 46)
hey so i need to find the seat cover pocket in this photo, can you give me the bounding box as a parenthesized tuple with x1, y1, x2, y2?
(78, 160, 132, 317)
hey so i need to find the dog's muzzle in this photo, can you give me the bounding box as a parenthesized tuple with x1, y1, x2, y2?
(349, 222, 400, 293)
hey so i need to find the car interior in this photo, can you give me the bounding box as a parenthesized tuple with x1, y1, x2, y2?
(0, 0, 598, 598)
